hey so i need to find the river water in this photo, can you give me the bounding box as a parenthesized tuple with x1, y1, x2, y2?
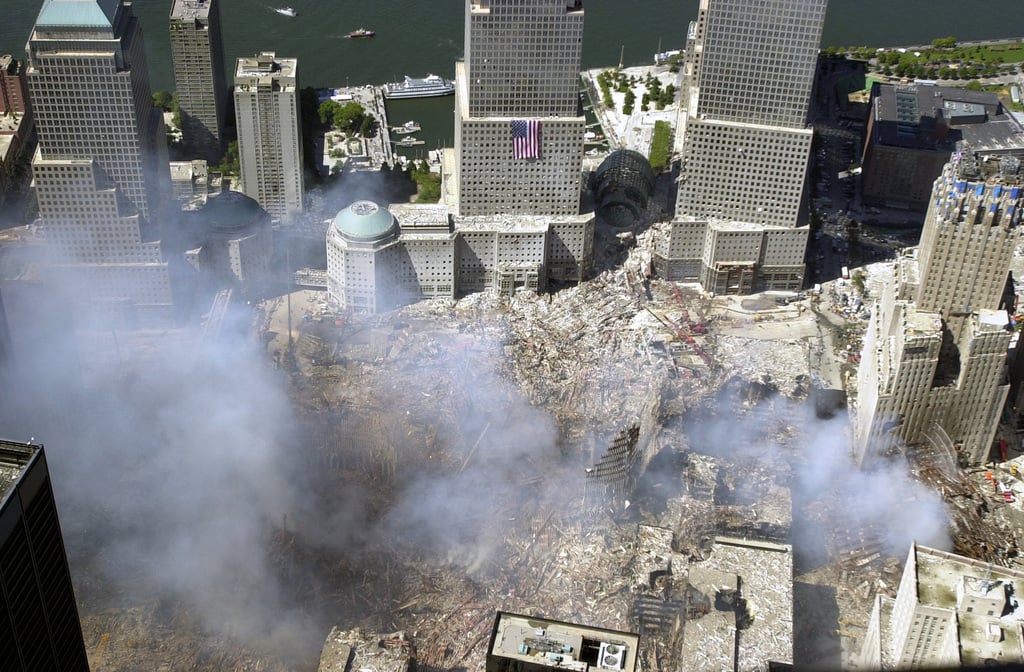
(2, 0, 1022, 149)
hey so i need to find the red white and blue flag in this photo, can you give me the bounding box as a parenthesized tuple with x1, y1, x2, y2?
(512, 119, 541, 160)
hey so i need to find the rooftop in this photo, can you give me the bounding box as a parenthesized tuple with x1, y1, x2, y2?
(0, 440, 39, 507)
(35, 0, 118, 29)
(235, 51, 297, 83)
(872, 82, 1024, 154)
(487, 612, 638, 672)
(332, 200, 398, 243)
(913, 545, 1024, 666)
(170, 0, 213, 20)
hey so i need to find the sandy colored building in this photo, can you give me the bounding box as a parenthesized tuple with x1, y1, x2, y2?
(453, 0, 586, 218)
(234, 52, 304, 223)
(855, 147, 1024, 466)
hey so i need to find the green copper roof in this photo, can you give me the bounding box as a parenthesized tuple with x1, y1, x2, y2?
(36, 0, 118, 29)
(332, 201, 397, 243)
(202, 192, 266, 234)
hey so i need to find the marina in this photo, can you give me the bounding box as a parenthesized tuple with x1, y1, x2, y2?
(393, 136, 425, 147)
(391, 121, 421, 135)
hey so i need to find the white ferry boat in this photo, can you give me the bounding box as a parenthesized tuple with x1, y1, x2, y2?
(274, 7, 297, 17)
(383, 74, 454, 100)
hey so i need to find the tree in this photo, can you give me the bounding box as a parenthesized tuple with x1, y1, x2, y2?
(214, 140, 239, 176)
(319, 100, 366, 133)
(623, 89, 636, 115)
(965, 79, 984, 91)
(932, 36, 957, 49)
(318, 99, 342, 125)
(152, 90, 174, 111)
(330, 102, 364, 133)
(851, 270, 867, 295)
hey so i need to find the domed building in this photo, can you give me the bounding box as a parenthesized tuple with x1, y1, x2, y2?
(326, 200, 594, 314)
(327, 201, 461, 313)
(187, 191, 273, 300)
(593, 150, 657, 228)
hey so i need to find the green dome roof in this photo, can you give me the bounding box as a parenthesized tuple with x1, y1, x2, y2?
(202, 192, 266, 234)
(332, 200, 397, 242)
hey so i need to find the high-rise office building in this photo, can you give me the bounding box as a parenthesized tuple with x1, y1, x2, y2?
(170, 0, 228, 162)
(656, 0, 827, 294)
(453, 0, 586, 217)
(234, 51, 303, 223)
(861, 543, 1024, 669)
(1, 440, 90, 672)
(26, 0, 173, 320)
(854, 147, 1024, 466)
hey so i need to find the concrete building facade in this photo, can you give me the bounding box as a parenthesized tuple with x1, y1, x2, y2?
(454, 0, 586, 218)
(234, 51, 303, 223)
(861, 543, 1024, 669)
(660, 0, 827, 294)
(1, 440, 90, 672)
(26, 0, 174, 320)
(170, 0, 228, 161)
(855, 149, 1024, 466)
(326, 201, 593, 313)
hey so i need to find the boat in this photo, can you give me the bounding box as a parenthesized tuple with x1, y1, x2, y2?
(393, 136, 425, 147)
(383, 74, 455, 100)
(274, 6, 297, 17)
(346, 28, 375, 38)
(391, 121, 421, 135)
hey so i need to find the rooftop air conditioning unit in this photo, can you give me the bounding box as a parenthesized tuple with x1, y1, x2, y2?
(598, 642, 625, 671)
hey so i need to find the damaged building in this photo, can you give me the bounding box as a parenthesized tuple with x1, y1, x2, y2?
(325, 201, 593, 313)
(860, 543, 1024, 669)
(854, 146, 1024, 466)
(486, 612, 638, 672)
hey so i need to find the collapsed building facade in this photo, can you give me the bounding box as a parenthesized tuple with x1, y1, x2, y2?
(855, 146, 1024, 466)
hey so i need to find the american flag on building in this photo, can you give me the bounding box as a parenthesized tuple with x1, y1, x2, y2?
(512, 119, 541, 160)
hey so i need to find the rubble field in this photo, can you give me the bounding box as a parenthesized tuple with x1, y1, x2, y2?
(69, 225, 1024, 672)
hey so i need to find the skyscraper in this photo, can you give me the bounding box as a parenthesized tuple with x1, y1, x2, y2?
(454, 0, 586, 217)
(234, 51, 304, 223)
(656, 0, 827, 294)
(26, 0, 173, 320)
(170, 0, 228, 161)
(1, 440, 90, 672)
(854, 147, 1024, 466)
(861, 543, 1024, 669)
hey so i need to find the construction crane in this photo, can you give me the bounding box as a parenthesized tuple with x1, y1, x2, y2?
(667, 284, 713, 367)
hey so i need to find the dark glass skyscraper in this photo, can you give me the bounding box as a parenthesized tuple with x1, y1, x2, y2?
(0, 440, 90, 672)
